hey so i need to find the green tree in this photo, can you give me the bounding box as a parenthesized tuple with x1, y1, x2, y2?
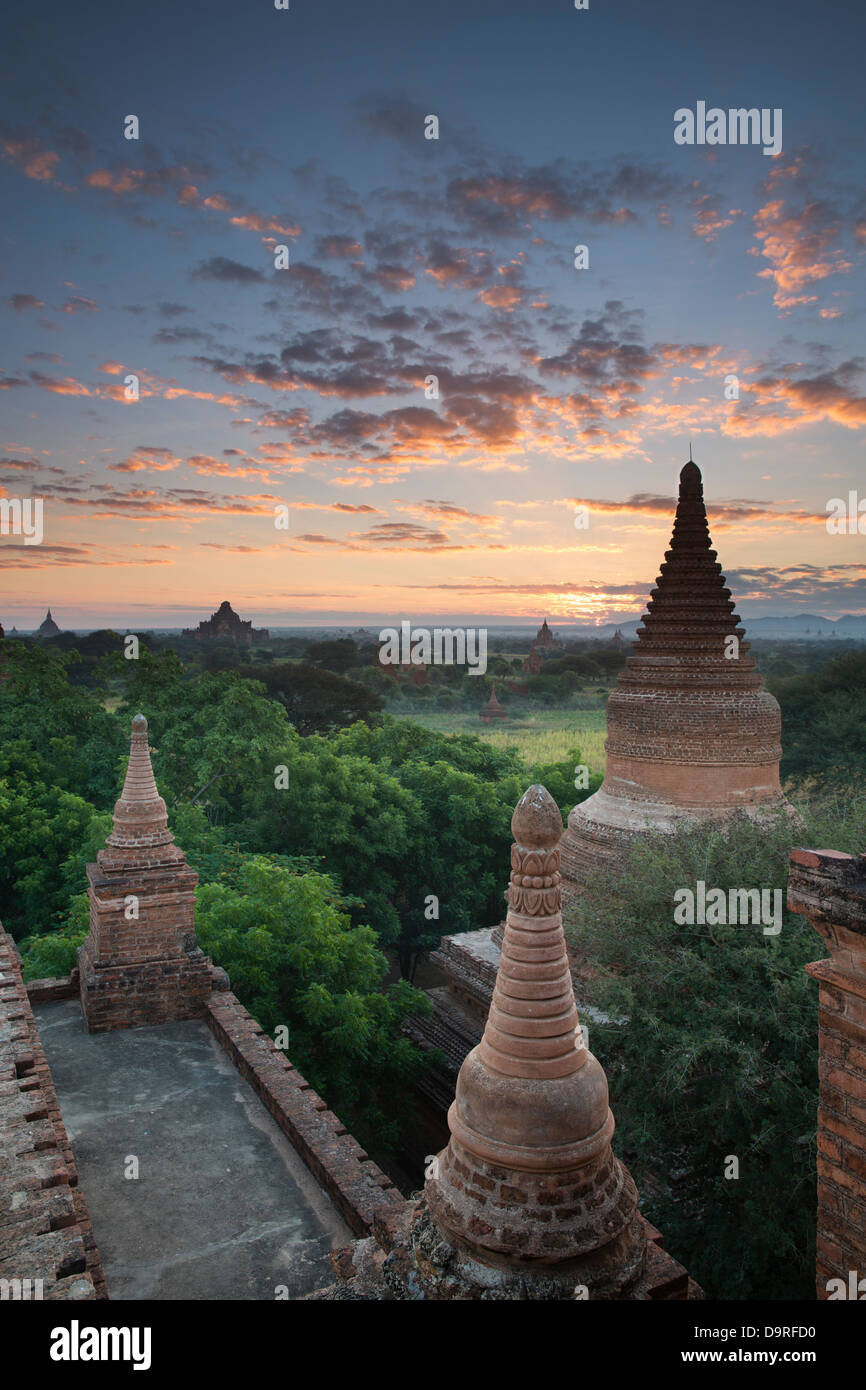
(239, 660, 383, 735)
(772, 650, 866, 782)
(566, 810, 820, 1300)
(194, 855, 430, 1146)
(117, 653, 291, 813)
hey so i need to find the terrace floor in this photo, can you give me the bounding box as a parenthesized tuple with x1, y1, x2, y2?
(34, 1000, 350, 1300)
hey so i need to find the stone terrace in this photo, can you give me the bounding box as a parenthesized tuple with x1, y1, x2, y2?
(33, 998, 352, 1300)
(1, 929, 403, 1301)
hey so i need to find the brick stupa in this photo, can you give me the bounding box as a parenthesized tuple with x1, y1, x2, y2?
(324, 786, 694, 1299)
(78, 714, 214, 1032)
(561, 457, 788, 892)
(480, 686, 508, 723)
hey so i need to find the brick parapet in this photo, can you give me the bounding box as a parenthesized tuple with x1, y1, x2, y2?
(0, 928, 107, 1301)
(789, 846, 866, 1298)
(25, 971, 79, 1005)
(204, 990, 403, 1238)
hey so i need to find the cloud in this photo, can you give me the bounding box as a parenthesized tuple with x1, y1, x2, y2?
(61, 296, 97, 314)
(110, 447, 182, 473)
(567, 492, 822, 529)
(1, 131, 61, 183)
(444, 158, 677, 233)
(191, 256, 265, 284)
(317, 234, 363, 259)
(7, 294, 44, 311)
(691, 194, 743, 242)
(751, 155, 853, 310)
(726, 360, 866, 435)
(0, 542, 173, 568)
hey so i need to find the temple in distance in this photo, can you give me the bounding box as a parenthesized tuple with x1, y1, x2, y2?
(37, 609, 61, 637)
(182, 600, 269, 645)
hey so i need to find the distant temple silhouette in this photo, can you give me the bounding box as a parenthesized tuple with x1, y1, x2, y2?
(523, 642, 543, 674)
(480, 686, 508, 722)
(37, 608, 61, 637)
(182, 600, 268, 645)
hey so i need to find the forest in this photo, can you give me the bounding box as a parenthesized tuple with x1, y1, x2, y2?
(1, 626, 864, 1300)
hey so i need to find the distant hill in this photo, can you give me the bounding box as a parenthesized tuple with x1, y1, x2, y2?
(564, 614, 866, 642)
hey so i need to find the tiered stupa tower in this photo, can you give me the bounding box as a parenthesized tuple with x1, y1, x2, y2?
(561, 457, 788, 892)
(326, 786, 695, 1299)
(78, 714, 214, 1032)
(425, 785, 645, 1295)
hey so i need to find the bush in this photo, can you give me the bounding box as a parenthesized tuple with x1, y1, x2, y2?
(566, 806, 822, 1300)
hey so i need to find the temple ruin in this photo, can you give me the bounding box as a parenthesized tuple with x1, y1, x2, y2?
(182, 600, 269, 644)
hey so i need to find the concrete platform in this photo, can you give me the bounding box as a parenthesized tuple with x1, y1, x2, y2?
(34, 999, 351, 1300)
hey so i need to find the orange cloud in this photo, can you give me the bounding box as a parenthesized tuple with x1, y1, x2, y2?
(752, 192, 852, 311)
(1, 136, 60, 183)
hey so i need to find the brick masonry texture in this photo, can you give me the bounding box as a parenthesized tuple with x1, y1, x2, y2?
(789, 846, 866, 1298)
(0, 927, 106, 1300)
(205, 990, 403, 1237)
(561, 460, 789, 893)
(78, 714, 221, 1032)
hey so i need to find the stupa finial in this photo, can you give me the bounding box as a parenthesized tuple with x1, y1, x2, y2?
(100, 713, 181, 863)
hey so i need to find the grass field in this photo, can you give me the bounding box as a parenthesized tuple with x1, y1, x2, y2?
(392, 708, 607, 775)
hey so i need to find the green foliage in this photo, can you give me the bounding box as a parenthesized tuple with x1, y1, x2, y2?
(566, 809, 820, 1300)
(239, 660, 383, 735)
(773, 650, 866, 782)
(117, 654, 291, 811)
(0, 641, 125, 805)
(18, 894, 89, 978)
(194, 856, 430, 1145)
(0, 760, 105, 939)
(303, 638, 359, 672)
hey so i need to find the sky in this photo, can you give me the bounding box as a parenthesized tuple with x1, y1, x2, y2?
(1, 0, 865, 629)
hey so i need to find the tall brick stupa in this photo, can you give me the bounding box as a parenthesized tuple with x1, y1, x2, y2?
(325, 786, 695, 1299)
(560, 456, 788, 893)
(78, 714, 215, 1032)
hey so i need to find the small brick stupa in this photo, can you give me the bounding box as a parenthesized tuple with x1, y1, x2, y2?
(561, 457, 788, 893)
(78, 714, 214, 1032)
(480, 687, 508, 723)
(324, 786, 694, 1299)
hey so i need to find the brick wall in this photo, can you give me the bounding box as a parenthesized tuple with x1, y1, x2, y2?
(0, 927, 106, 1300)
(788, 847, 866, 1299)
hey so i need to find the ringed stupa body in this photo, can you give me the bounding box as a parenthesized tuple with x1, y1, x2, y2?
(560, 456, 788, 892)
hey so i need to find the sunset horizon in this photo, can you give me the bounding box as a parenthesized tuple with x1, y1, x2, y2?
(2, 0, 864, 633)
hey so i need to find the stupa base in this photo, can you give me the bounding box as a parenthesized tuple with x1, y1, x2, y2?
(78, 939, 215, 1033)
(311, 1197, 700, 1301)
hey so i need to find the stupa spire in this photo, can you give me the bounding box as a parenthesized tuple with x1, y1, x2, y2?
(79, 712, 213, 1032)
(99, 714, 183, 868)
(625, 455, 758, 679)
(560, 453, 788, 893)
(425, 785, 645, 1294)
